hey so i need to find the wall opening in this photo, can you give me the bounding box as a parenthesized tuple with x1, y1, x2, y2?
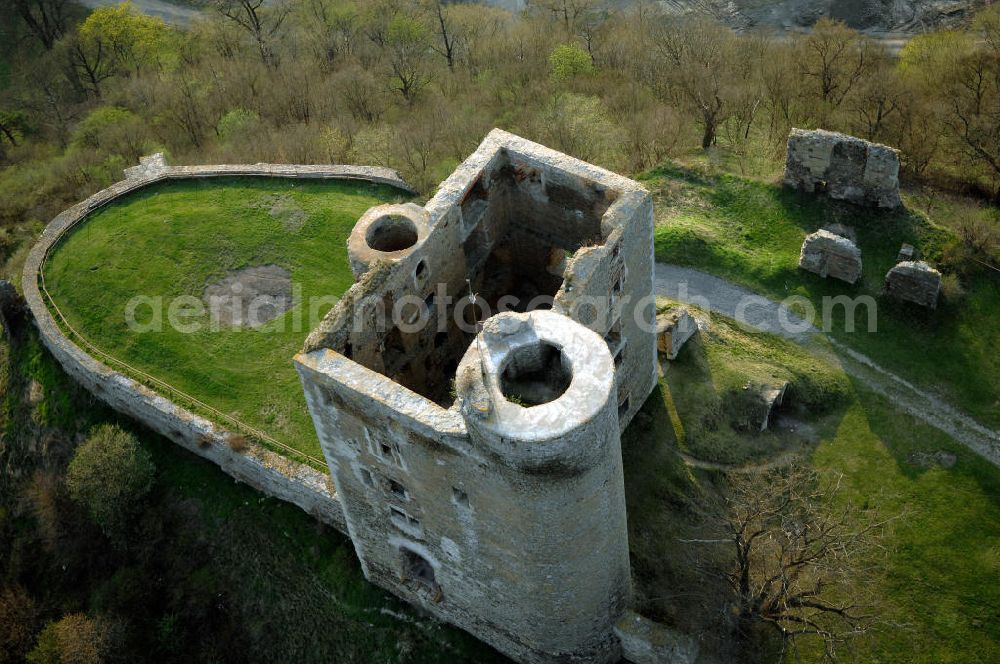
(400, 548, 437, 591)
(500, 342, 573, 406)
(366, 214, 418, 252)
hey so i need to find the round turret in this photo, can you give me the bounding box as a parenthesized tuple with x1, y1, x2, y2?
(347, 203, 430, 279)
(456, 309, 618, 475)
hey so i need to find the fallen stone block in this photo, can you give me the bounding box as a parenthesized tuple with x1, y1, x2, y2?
(798, 229, 863, 284)
(758, 382, 789, 432)
(784, 128, 901, 208)
(656, 308, 697, 360)
(897, 243, 916, 262)
(885, 261, 941, 309)
(615, 610, 698, 664)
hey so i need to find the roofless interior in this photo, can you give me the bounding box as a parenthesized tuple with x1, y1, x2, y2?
(358, 150, 617, 407)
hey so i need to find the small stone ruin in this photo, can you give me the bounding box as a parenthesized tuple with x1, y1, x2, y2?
(798, 229, 863, 284)
(897, 243, 916, 262)
(784, 128, 901, 208)
(885, 261, 942, 308)
(656, 307, 697, 360)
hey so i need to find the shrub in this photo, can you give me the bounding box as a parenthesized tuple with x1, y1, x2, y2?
(26, 613, 121, 664)
(227, 434, 248, 452)
(0, 587, 37, 664)
(70, 107, 152, 164)
(216, 109, 261, 144)
(940, 272, 966, 303)
(66, 425, 155, 534)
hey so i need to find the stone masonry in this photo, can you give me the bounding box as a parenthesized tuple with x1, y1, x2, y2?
(798, 229, 863, 284)
(656, 307, 697, 360)
(784, 128, 902, 208)
(294, 130, 660, 663)
(885, 260, 942, 308)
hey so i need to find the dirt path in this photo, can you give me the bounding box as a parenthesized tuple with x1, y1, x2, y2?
(655, 263, 1000, 467)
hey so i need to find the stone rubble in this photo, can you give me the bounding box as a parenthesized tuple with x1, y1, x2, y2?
(798, 229, 863, 284)
(885, 260, 942, 308)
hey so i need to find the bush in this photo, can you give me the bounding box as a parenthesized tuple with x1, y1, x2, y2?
(66, 425, 155, 534)
(0, 587, 37, 664)
(216, 109, 260, 144)
(26, 613, 122, 664)
(940, 272, 966, 303)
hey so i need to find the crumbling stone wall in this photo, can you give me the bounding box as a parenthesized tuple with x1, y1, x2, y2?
(22, 158, 413, 532)
(784, 128, 902, 208)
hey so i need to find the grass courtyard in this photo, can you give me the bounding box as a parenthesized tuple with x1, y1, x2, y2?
(43, 176, 408, 466)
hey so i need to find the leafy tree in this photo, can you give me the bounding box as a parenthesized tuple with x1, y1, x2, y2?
(548, 43, 593, 82)
(796, 19, 877, 124)
(66, 424, 155, 535)
(78, 3, 171, 77)
(70, 107, 151, 164)
(941, 8, 1000, 198)
(216, 108, 261, 142)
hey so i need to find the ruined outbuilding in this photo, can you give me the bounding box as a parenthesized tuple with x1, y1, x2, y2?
(656, 307, 697, 360)
(798, 229, 863, 284)
(885, 260, 942, 308)
(784, 128, 902, 208)
(294, 130, 660, 664)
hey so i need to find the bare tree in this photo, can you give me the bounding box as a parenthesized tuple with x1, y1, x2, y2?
(5, 0, 71, 50)
(426, 0, 457, 71)
(648, 16, 741, 149)
(941, 9, 1000, 198)
(797, 19, 877, 123)
(687, 465, 893, 660)
(213, 0, 291, 67)
(530, 0, 599, 36)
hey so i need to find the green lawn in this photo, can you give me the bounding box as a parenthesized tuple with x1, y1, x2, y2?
(43, 177, 408, 466)
(623, 310, 1000, 662)
(643, 164, 1000, 429)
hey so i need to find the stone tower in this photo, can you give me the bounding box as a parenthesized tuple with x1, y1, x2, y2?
(455, 310, 631, 661)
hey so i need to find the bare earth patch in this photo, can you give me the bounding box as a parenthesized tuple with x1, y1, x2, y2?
(203, 264, 293, 328)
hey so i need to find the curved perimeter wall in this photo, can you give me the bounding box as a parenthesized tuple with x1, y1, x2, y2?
(22, 157, 416, 533)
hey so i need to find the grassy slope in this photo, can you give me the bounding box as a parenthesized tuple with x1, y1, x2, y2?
(643, 164, 1000, 429)
(1, 326, 503, 663)
(622, 311, 1000, 662)
(43, 177, 407, 464)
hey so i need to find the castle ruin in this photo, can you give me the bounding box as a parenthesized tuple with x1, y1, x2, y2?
(784, 128, 902, 208)
(294, 130, 659, 663)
